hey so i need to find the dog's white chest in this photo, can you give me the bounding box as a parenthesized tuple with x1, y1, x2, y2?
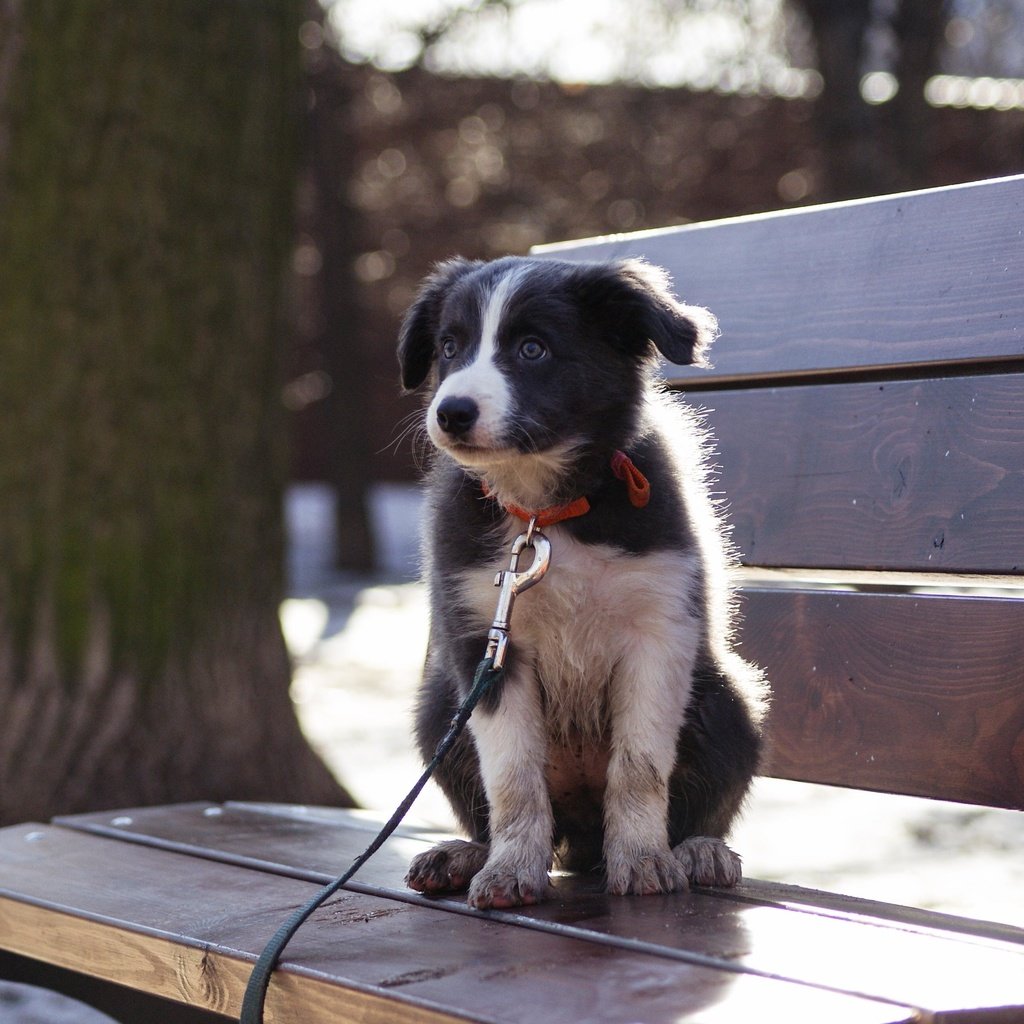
(458, 532, 701, 738)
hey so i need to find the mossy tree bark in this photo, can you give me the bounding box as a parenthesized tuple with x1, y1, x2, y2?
(0, 0, 351, 824)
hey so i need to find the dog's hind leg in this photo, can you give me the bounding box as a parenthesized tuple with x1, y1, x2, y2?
(408, 665, 493, 897)
(406, 839, 489, 894)
(666, 654, 765, 889)
(413, 662, 491, 842)
(672, 836, 743, 887)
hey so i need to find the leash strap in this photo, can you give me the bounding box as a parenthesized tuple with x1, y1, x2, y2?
(239, 655, 505, 1024)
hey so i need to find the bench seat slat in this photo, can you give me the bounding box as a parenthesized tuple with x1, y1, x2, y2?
(0, 822, 924, 1024)
(539, 175, 1024, 385)
(48, 803, 1024, 1020)
(738, 587, 1024, 807)
(704, 373, 1024, 574)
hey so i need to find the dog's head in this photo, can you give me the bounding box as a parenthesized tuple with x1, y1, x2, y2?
(397, 256, 717, 505)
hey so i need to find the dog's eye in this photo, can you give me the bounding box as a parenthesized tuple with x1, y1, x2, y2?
(519, 337, 547, 360)
(441, 337, 458, 360)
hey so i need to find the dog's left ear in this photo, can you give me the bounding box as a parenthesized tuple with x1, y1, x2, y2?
(571, 258, 718, 367)
(398, 258, 479, 391)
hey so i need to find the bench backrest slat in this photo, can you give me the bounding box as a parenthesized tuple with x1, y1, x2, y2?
(744, 586, 1024, 809)
(541, 175, 1024, 386)
(538, 175, 1024, 810)
(711, 373, 1024, 574)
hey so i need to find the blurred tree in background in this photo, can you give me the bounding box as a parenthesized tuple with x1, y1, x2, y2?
(790, 0, 950, 196)
(295, 25, 378, 571)
(0, 0, 351, 824)
(327, 0, 1017, 197)
(298, 0, 1023, 547)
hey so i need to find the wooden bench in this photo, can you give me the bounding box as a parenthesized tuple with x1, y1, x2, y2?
(2, 174, 1023, 1023)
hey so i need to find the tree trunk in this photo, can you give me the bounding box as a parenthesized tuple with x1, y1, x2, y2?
(0, 0, 352, 825)
(792, 0, 950, 199)
(307, 37, 377, 573)
(792, 0, 888, 199)
(888, 0, 948, 189)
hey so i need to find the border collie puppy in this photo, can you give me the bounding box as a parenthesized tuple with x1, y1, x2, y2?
(398, 256, 766, 910)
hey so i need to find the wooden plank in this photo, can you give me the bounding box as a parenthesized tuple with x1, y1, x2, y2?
(702, 373, 1024, 574)
(736, 587, 1024, 808)
(0, 824, 924, 1024)
(0, 895, 453, 1024)
(536, 175, 1024, 384)
(727, 877, 1024, 947)
(226, 802, 1024, 942)
(52, 803, 1024, 1020)
(0, 948, 230, 1024)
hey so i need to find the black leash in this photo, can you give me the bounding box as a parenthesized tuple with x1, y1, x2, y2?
(240, 518, 551, 1023)
(239, 654, 504, 1024)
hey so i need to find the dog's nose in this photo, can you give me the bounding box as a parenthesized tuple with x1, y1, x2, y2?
(435, 396, 479, 437)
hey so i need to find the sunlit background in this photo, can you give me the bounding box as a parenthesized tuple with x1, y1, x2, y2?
(276, 0, 1024, 933)
(2, 10, 1023, 1019)
(283, 0, 1024, 577)
(328, 0, 1024, 98)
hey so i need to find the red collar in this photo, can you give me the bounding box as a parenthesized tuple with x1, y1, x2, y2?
(483, 450, 650, 528)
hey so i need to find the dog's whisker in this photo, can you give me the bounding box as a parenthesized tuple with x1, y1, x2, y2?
(379, 409, 426, 455)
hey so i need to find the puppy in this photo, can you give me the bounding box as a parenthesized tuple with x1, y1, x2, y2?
(398, 255, 766, 909)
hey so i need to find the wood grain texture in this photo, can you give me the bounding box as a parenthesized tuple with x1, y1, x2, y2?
(703, 373, 1024, 573)
(0, 898, 451, 1024)
(539, 175, 1024, 384)
(736, 587, 1024, 807)
(0, 949, 231, 1024)
(51, 803, 1024, 1019)
(0, 823, 923, 1024)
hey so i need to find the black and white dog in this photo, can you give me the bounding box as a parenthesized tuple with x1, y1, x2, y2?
(398, 255, 766, 910)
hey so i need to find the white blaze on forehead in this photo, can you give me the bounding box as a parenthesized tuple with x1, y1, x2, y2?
(477, 265, 524, 362)
(427, 266, 526, 453)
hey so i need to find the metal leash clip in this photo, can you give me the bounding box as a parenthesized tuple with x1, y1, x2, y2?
(486, 518, 551, 669)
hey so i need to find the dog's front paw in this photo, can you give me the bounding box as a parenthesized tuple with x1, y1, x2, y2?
(605, 847, 689, 896)
(467, 858, 551, 909)
(406, 839, 489, 895)
(673, 836, 742, 888)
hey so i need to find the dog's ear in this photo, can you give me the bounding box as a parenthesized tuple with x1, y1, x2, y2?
(397, 258, 480, 391)
(614, 259, 718, 367)
(570, 258, 718, 367)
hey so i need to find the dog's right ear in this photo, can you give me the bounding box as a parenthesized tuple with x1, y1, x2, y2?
(398, 258, 479, 392)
